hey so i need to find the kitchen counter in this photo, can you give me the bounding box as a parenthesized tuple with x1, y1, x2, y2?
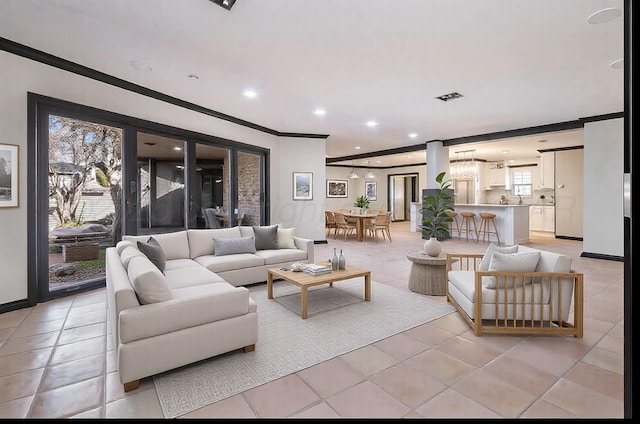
(453, 204, 530, 245)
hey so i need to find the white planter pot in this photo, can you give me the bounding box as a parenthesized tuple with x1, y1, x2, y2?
(423, 237, 442, 257)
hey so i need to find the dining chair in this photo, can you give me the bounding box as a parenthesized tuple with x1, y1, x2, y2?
(333, 212, 356, 240)
(204, 208, 222, 228)
(325, 211, 337, 238)
(365, 213, 390, 242)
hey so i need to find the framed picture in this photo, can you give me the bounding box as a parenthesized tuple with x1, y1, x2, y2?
(0, 143, 19, 208)
(326, 179, 348, 198)
(293, 172, 313, 200)
(365, 181, 377, 201)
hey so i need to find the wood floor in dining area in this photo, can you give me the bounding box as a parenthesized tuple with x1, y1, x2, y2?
(0, 221, 625, 418)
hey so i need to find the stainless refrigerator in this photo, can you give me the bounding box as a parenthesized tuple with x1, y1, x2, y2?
(454, 179, 475, 204)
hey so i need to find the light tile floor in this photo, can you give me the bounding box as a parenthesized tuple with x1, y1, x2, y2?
(0, 221, 625, 418)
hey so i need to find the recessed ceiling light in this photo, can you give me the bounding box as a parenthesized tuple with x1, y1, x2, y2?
(587, 7, 622, 24)
(376, 160, 382, 163)
(365, 121, 378, 128)
(313, 108, 326, 116)
(173, 146, 182, 151)
(130, 60, 152, 72)
(408, 133, 418, 138)
(610, 59, 624, 69)
(188, 74, 199, 80)
(243, 89, 257, 98)
(355, 146, 361, 150)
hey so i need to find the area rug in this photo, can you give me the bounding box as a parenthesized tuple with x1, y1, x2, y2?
(153, 278, 455, 418)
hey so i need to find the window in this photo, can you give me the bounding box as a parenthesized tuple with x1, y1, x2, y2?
(512, 169, 532, 196)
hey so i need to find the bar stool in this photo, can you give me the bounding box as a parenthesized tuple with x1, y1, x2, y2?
(478, 212, 501, 245)
(445, 210, 460, 237)
(459, 212, 478, 242)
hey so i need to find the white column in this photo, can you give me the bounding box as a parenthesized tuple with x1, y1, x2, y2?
(425, 141, 450, 188)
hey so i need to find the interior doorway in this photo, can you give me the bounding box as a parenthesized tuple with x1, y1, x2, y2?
(388, 173, 419, 221)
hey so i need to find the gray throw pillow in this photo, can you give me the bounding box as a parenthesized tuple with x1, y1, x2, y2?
(137, 237, 166, 272)
(253, 225, 279, 250)
(213, 236, 257, 256)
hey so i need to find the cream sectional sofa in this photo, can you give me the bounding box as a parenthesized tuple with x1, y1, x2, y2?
(106, 225, 314, 391)
(445, 244, 583, 337)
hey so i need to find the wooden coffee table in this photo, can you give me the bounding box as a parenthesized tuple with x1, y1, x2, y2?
(267, 263, 371, 319)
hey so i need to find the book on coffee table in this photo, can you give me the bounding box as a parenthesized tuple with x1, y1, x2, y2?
(303, 264, 332, 275)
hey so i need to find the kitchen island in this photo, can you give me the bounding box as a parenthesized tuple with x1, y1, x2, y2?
(453, 204, 530, 245)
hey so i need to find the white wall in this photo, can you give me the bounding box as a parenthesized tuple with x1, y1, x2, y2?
(583, 118, 624, 257)
(325, 164, 426, 213)
(0, 51, 325, 305)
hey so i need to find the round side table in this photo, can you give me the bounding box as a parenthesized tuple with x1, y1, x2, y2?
(406, 250, 448, 295)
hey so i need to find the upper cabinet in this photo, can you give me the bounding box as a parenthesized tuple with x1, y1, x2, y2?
(485, 161, 506, 186)
(538, 152, 555, 189)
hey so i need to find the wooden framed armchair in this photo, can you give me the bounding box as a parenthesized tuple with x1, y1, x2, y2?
(445, 245, 583, 337)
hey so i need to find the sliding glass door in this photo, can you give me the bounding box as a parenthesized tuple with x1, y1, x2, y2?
(41, 113, 123, 300)
(30, 94, 268, 303)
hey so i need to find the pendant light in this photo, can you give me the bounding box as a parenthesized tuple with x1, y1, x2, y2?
(363, 160, 375, 179)
(348, 162, 360, 179)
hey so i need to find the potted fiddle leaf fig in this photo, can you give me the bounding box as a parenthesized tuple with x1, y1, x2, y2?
(422, 171, 454, 242)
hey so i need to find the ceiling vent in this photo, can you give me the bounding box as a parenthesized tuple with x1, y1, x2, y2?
(436, 92, 464, 102)
(209, 0, 237, 10)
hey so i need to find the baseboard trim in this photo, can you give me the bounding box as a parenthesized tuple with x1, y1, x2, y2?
(581, 251, 624, 262)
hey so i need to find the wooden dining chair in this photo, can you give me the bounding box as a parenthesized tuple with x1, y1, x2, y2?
(366, 213, 390, 242)
(334, 212, 356, 240)
(325, 211, 337, 238)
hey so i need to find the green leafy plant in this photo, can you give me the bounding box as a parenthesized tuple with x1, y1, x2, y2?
(354, 195, 370, 209)
(422, 171, 454, 240)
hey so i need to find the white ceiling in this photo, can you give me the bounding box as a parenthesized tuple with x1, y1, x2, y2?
(0, 0, 625, 167)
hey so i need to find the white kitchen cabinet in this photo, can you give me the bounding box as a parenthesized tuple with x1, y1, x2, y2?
(538, 152, 555, 189)
(530, 205, 555, 232)
(486, 161, 506, 186)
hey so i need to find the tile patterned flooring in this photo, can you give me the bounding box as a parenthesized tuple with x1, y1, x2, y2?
(0, 221, 625, 418)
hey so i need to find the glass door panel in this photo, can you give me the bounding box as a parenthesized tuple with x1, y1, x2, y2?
(195, 143, 230, 228)
(136, 132, 186, 234)
(47, 114, 122, 294)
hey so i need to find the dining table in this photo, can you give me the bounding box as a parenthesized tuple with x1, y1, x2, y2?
(341, 211, 378, 242)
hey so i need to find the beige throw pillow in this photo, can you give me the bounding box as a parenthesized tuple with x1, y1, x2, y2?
(479, 243, 518, 271)
(277, 227, 297, 249)
(485, 251, 541, 289)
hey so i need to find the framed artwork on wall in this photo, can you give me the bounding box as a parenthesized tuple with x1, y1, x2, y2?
(293, 172, 313, 200)
(365, 181, 377, 201)
(326, 179, 348, 198)
(0, 143, 19, 208)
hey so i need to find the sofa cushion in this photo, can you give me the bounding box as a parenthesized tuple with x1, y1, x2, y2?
(253, 225, 279, 250)
(163, 258, 202, 271)
(518, 245, 572, 273)
(137, 237, 166, 272)
(119, 245, 145, 268)
(188, 227, 242, 258)
(254, 248, 309, 265)
(124, 231, 190, 260)
(164, 265, 227, 289)
(479, 243, 518, 271)
(277, 227, 297, 249)
(213, 236, 257, 256)
(485, 251, 541, 289)
(195, 253, 265, 273)
(115, 240, 136, 255)
(127, 256, 174, 304)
